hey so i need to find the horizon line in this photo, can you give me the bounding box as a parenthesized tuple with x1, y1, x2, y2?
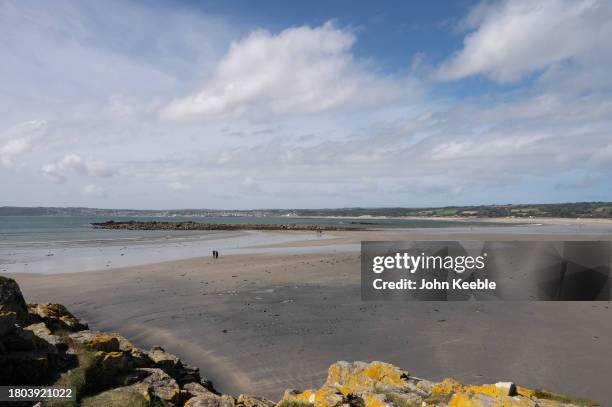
(1, 201, 611, 212)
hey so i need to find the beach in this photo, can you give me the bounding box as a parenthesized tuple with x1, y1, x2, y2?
(6, 223, 612, 403)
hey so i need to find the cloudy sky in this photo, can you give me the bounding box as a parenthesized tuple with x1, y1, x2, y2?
(1, 0, 611, 209)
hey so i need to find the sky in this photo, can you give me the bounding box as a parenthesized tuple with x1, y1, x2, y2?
(1, 0, 611, 209)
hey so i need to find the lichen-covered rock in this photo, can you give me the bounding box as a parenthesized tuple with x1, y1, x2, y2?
(28, 303, 87, 331)
(423, 378, 596, 407)
(185, 393, 236, 407)
(176, 362, 203, 385)
(149, 345, 181, 368)
(278, 361, 427, 407)
(148, 345, 183, 374)
(69, 330, 120, 352)
(361, 392, 392, 407)
(277, 387, 339, 407)
(237, 394, 275, 407)
(137, 367, 181, 406)
(448, 391, 536, 406)
(277, 362, 595, 407)
(95, 350, 131, 373)
(130, 346, 153, 368)
(103, 330, 137, 352)
(183, 382, 216, 399)
(325, 361, 410, 395)
(25, 322, 67, 352)
(0, 276, 28, 324)
(147, 345, 204, 385)
(79, 330, 152, 368)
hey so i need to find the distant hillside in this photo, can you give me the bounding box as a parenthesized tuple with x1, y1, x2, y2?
(0, 206, 153, 216)
(290, 202, 612, 219)
(1, 202, 611, 219)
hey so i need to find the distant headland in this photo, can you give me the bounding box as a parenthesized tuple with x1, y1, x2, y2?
(1, 201, 612, 219)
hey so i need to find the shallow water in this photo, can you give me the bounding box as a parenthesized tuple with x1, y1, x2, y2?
(0, 214, 519, 243)
(0, 230, 346, 274)
(1, 215, 611, 274)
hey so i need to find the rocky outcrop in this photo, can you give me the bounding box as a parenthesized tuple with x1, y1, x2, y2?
(91, 220, 357, 232)
(278, 361, 598, 407)
(0, 276, 272, 407)
(0, 276, 598, 406)
(0, 275, 29, 324)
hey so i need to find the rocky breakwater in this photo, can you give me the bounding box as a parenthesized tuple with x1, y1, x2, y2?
(91, 220, 358, 232)
(1, 276, 598, 407)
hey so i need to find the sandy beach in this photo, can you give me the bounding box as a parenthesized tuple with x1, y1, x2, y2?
(8, 227, 612, 403)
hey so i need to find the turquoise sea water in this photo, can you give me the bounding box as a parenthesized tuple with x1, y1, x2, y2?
(1, 215, 610, 274)
(0, 215, 507, 243)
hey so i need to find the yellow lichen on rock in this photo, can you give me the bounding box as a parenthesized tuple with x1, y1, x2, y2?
(278, 389, 316, 406)
(29, 302, 87, 331)
(515, 387, 535, 398)
(447, 391, 536, 407)
(431, 378, 463, 396)
(69, 330, 121, 352)
(325, 361, 409, 394)
(85, 334, 118, 351)
(363, 392, 393, 407)
(276, 362, 595, 407)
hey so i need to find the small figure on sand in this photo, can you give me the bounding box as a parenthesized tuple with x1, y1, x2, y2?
(212, 250, 219, 259)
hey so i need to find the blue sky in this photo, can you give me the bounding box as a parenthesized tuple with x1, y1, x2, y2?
(1, 0, 611, 209)
(179, 0, 469, 64)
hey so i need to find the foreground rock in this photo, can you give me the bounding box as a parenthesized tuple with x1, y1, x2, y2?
(0, 275, 29, 324)
(279, 361, 598, 406)
(0, 276, 598, 406)
(91, 220, 357, 232)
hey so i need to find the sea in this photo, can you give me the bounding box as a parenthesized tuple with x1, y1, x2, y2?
(0, 215, 515, 243)
(1, 215, 610, 274)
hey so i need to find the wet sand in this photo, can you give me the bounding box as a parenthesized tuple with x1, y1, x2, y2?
(11, 232, 612, 403)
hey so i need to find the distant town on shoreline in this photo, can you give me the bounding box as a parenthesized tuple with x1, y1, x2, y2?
(2, 202, 612, 219)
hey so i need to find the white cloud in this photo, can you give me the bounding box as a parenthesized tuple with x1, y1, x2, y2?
(42, 154, 114, 184)
(2, 1, 612, 208)
(436, 0, 612, 82)
(0, 120, 47, 166)
(161, 22, 410, 121)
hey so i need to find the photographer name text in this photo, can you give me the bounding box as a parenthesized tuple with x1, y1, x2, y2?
(373, 278, 496, 290)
